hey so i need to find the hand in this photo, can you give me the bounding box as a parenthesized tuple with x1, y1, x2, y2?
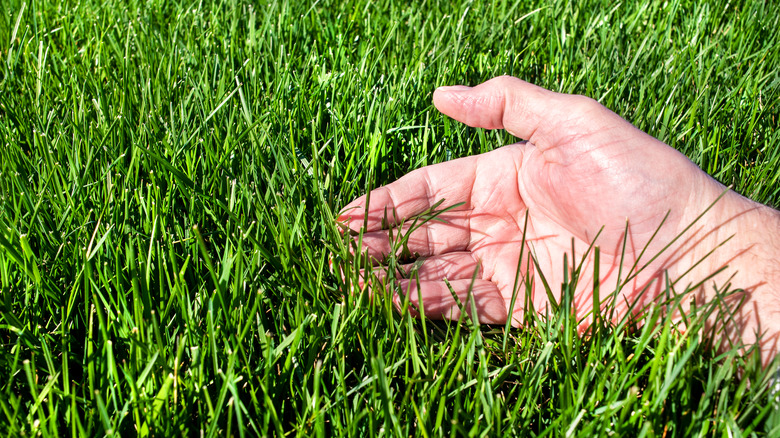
(339, 76, 780, 364)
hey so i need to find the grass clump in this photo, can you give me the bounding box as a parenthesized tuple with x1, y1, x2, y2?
(1, 0, 779, 436)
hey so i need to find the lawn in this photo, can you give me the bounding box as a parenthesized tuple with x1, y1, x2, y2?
(1, 0, 779, 435)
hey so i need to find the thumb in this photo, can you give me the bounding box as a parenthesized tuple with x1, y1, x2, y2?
(433, 76, 568, 149)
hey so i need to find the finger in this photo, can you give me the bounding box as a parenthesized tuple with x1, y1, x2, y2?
(361, 252, 481, 286)
(355, 213, 470, 261)
(338, 155, 478, 232)
(433, 76, 569, 150)
(394, 279, 521, 326)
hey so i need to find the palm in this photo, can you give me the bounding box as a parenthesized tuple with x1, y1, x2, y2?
(461, 140, 690, 322)
(340, 77, 725, 326)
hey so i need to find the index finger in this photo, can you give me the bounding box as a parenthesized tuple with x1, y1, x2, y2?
(338, 155, 478, 232)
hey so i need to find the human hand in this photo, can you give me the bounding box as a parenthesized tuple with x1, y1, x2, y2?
(339, 76, 780, 363)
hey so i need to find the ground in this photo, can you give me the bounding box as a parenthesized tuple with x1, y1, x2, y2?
(0, 0, 779, 435)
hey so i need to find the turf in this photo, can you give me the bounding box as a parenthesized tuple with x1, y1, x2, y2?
(1, 0, 780, 435)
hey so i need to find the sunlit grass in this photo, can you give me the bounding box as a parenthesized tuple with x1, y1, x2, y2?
(1, 0, 779, 435)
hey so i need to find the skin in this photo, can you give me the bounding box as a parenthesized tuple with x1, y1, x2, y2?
(339, 76, 780, 366)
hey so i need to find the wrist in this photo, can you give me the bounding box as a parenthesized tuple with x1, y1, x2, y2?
(702, 194, 780, 296)
(676, 188, 780, 366)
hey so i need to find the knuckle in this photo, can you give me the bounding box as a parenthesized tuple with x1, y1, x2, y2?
(569, 94, 602, 113)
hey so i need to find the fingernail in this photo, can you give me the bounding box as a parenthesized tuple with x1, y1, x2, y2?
(436, 85, 470, 93)
(337, 205, 361, 222)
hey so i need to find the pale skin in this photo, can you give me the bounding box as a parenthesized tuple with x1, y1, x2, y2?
(339, 76, 780, 367)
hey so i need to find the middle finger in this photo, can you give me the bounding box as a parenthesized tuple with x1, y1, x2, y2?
(354, 212, 471, 262)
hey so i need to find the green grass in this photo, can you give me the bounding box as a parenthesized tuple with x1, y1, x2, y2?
(1, 0, 780, 435)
